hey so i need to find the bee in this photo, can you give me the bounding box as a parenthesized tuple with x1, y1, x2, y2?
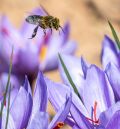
(25, 6, 64, 39)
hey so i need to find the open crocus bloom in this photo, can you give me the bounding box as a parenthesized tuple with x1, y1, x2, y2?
(0, 7, 77, 80)
(0, 72, 72, 129)
(45, 54, 120, 128)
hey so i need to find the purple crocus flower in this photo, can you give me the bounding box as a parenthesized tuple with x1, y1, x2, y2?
(0, 71, 72, 129)
(101, 35, 120, 100)
(0, 7, 76, 81)
(45, 54, 120, 128)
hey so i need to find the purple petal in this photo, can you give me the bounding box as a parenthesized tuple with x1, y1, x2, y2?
(10, 87, 33, 129)
(39, 23, 76, 71)
(72, 125, 81, 129)
(0, 16, 40, 75)
(40, 40, 77, 71)
(48, 94, 72, 129)
(45, 77, 71, 110)
(59, 54, 88, 93)
(0, 73, 20, 99)
(70, 103, 92, 129)
(6, 88, 19, 108)
(105, 63, 120, 100)
(60, 40, 77, 54)
(23, 76, 32, 96)
(106, 110, 120, 129)
(45, 77, 88, 120)
(2, 108, 15, 129)
(13, 48, 39, 75)
(82, 65, 115, 118)
(99, 101, 120, 127)
(101, 35, 119, 69)
(0, 15, 24, 48)
(0, 15, 14, 32)
(65, 118, 75, 127)
(61, 22, 70, 43)
(27, 111, 49, 129)
(31, 72, 47, 121)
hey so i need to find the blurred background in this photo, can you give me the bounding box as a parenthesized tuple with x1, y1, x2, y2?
(1, 0, 120, 81)
(0, 0, 120, 128)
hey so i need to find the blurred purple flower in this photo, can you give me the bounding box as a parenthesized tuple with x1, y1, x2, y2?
(0, 72, 71, 129)
(45, 54, 120, 128)
(0, 7, 77, 81)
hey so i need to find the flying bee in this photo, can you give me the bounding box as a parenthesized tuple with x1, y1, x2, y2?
(25, 6, 64, 39)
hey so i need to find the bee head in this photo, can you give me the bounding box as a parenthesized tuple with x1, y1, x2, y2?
(26, 16, 33, 23)
(53, 18, 60, 30)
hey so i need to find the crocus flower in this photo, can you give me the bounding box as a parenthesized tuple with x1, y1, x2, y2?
(45, 54, 120, 128)
(0, 71, 72, 129)
(101, 35, 120, 70)
(0, 7, 76, 82)
(101, 35, 120, 100)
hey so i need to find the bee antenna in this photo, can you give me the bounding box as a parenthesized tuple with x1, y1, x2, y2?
(59, 26, 65, 34)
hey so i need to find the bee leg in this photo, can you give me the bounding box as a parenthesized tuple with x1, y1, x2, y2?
(59, 26, 65, 34)
(29, 26, 39, 39)
(50, 28, 52, 34)
(43, 29, 46, 36)
(59, 29, 61, 35)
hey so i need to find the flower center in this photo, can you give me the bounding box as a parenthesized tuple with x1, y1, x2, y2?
(53, 122, 64, 129)
(86, 101, 99, 125)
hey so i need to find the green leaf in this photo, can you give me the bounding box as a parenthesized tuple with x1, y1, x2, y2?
(58, 54, 83, 102)
(5, 84, 11, 129)
(108, 21, 120, 50)
(0, 46, 13, 116)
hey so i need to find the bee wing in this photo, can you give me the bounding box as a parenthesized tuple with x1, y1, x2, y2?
(25, 15, 43, 25)
(40, 5, 50, 16)
(24, 7, 48, 19)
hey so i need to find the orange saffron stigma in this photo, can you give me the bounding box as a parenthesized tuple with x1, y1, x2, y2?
(86, 101, 99, 125)
(53, 122, 64, 129)
(94, 101, 97, 122)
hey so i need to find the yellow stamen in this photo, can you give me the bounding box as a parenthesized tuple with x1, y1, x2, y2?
(53, 122, 64, 129)
(57, 122, 64, 128)
(39, 45, 47, 62)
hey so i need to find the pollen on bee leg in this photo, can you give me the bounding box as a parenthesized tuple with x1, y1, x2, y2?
(53, 122, 64, 129)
